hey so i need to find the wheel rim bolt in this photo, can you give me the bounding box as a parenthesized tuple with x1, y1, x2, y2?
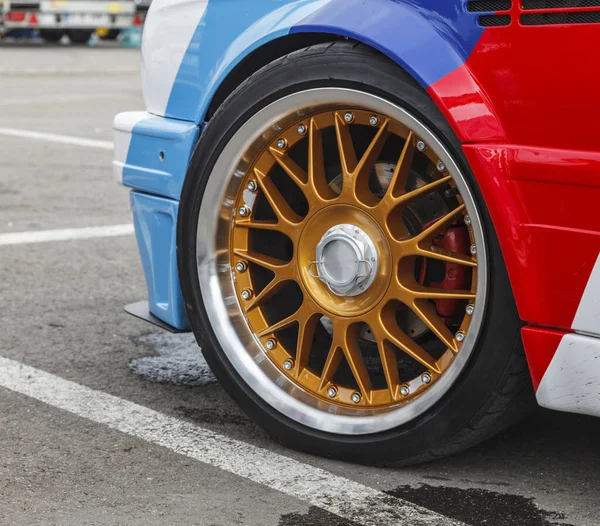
(456, 331, 465, 343)
(247, 180, 258, 192)
(265, 339, 277, 351)
(297, 124, 307, 135)
(241, 289, 253, 301)
(344, 112, 354, 123)
(466, 304, 474, 316)
(369, 115, 379, 126)
(417, 140, 426, 151)
(238, 206, 250, 217)
(422, 373, 432, 385)
(283, 359, 293, 371)
(470, 244, 477, 255)
(400, 385, 410, 397)
(276, 139, 287, 150)
(327, 386, 338, 398)
(351, 392, 361, 404)
(465, 215, 471, 225)
(235, 261, 247, 273)
(437, 161, 446, 172)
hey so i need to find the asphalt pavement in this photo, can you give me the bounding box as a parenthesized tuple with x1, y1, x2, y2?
(0, 41, 599, 526)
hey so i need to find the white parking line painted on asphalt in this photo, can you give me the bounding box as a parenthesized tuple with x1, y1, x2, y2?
(0, 67, 139, 76)
(0, 356, 463, 526)
(0, 224, 134, 246)
(0, 128, 113, 150)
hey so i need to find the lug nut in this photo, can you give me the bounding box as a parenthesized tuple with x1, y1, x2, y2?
(344, 112, 354, 123)
(351, 392, 361, 404)
(238, 206, 250, 217)
(297, 124, 307, 135)
(417, 140, 426, 151)
(422, 373, 432, 385)
(283, 359, 293, 371)
(327, 386, 338, 398)
(241, 289, 253, 301)
(437, 161, 446, 172)
(265, 339, 277, 350)
(466, 304, 474, 316)
(369, 115, 379, 126)
(400, 385, 410, 397)
(247, 180, 258, 192)
(464, 215, 472, 225)
(235, 261, 247, 273)
(470, 244, 477, 255)
(456, 331, 465, 342)
(276, 138, 287, 150)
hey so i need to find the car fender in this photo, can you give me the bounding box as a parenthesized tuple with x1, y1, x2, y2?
(142, 0, 504, 144)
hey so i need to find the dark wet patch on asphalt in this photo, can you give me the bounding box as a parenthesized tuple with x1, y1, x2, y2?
(175, 405, 250, 427)
(278, 506, 363, 526)
(386, 484, 573, 526)
(129, 332, 217, 386)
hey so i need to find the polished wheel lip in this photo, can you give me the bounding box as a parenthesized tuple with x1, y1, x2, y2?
(196, 88, 488, 435)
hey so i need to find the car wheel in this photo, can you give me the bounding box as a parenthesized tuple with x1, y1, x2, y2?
(98, 29, 120, 40)
(39, 29, 64, 43)
(178, 41, 533, 465)
(67, 30, 93, 44)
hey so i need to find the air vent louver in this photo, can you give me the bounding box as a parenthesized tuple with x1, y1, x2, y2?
(468, 0, 512, 11)
(521, 10, 600, 23)
(522, 0, 600, 8)
(479, 14, 512, 24)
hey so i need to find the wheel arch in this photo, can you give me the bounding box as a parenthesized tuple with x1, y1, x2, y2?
(152, 0, 506, 144)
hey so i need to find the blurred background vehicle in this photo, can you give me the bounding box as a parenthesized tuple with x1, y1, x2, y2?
(0, 0, 149, 44)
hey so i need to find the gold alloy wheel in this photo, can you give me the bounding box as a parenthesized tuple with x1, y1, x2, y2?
(229, 107, 478, 410)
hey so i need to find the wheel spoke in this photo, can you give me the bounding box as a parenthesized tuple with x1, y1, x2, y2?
(318, 321, 372, 399)
(319, 345, 343, 390)
(353, 119, 390, 199)
(377, 309, 441, 374)
(387, 131, 416, 200)
(246, 276, 292, 312)
(340, 323, 372, 399)
(295, 311, 323, 375)
(391, 175, 452, 208)
(408, 299, 458, 353)
(254, 168, 303, 226)
(235, 219, 284, 232)
(418, 246, 477, 268)
(334, 112, 358, 188)
(408, 283, 476, 301)
(233, 249, 290, 272)
(414, 204, 466, 244)
(308, 117, 337, 201)
(257, 310, 299, 337)
(270, 148, 308, 188)
(377, 339, 401, 399)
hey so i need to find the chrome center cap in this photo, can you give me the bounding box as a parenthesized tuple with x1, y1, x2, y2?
(308, 224, 379, 297)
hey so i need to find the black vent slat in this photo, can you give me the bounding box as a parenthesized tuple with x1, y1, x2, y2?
(522, 0, 600, 9)
(9, 2, 40, 8)
(479, 14, 512, 24)
(468, 0, 512, 12)
(521, 10, 600, 22)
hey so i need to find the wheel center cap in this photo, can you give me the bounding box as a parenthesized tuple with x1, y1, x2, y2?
(309, 224, 379, 297)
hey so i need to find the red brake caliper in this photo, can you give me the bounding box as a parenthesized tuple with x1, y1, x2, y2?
(418, 222, 472, 319)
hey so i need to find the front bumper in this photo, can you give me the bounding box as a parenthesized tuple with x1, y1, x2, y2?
(113, 111, 200, 330)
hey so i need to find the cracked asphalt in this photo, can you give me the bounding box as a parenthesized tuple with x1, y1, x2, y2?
(0, 41, 599, 526)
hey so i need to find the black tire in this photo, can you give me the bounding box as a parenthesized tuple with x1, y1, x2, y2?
(67, 29, 93, 45)
(99, 29, 120, 41)
(178, 41, 534, 465)
(39, 29, 64, 43)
